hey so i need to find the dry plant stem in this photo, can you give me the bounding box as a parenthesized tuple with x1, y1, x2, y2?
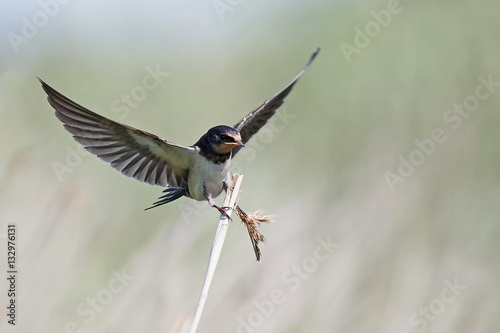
(235, 206, 273, 262)
(188, 174, 243, 333)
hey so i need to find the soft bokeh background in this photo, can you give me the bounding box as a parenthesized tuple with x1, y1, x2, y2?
(1, 0, 499, 332)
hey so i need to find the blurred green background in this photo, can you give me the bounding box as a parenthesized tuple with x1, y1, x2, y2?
(1, 0, 499, 332)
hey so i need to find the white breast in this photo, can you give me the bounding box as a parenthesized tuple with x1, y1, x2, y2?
(188, 153, 231, 201)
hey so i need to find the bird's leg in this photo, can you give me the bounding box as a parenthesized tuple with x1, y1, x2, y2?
(203, 182, 232, 220)
(222, 179, 230, 192)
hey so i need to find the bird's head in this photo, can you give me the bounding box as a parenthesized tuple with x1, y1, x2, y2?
(205, 125, 245, 155)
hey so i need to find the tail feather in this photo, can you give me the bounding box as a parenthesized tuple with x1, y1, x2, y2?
(145, 187, 186, 210)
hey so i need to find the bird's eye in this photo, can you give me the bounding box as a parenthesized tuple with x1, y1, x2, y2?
(220, 134, 233, 142)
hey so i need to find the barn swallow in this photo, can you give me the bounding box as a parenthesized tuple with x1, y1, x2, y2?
(40, 48, 319, 252)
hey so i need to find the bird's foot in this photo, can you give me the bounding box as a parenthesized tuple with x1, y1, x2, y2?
(214, 205, 233, 221)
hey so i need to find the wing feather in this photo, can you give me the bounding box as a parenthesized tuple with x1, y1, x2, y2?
(232, 48, 319, 155)
(40, 79, 196, 188)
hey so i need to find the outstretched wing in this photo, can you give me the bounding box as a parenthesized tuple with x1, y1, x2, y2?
(40, 79, 196, 188)
(232, 48, 319, 155)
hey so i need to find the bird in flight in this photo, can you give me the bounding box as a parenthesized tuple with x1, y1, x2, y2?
(40, 48, 319, 259)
